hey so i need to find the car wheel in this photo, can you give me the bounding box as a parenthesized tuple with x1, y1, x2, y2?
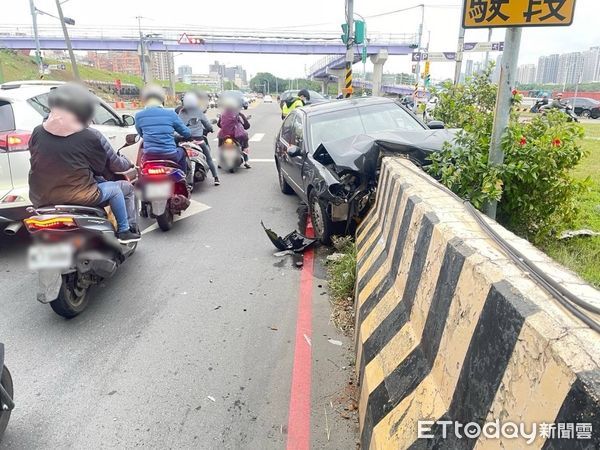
(581, 109, 591, 118)
(277, 163, 294, 195)
(309, 189, 335, 245)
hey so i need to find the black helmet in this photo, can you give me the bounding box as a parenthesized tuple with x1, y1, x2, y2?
(48, 83, 97, 124)
(298, 89, 310, 101)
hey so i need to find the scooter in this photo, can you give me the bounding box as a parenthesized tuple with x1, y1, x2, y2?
(23, 135, 140, 318)
(539, 103, 579, 122)
(0, 343, 13, 442)
(138, 140, 191, 232)
(180, 118, 210, 184)
(216, 115, 251, 173)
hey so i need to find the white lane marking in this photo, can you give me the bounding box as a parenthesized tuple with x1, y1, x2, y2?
(248, 159, 275, 162)
(141, 199, 211, 235)
(249, 133, 265, 142)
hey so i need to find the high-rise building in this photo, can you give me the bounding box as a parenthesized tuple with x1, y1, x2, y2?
(557, 52, 584, 86)
(582, 47, 600, 83)
(224, 65, 247, 85)
(517, 64, 537, 85)
(177, 65, 193, 81)
(87, 51, 141, 75)
(150, 52, 174, 81)
(491, 55, 502, 83)
(536, 54, 559, 84)
(209, 61, 226, 78)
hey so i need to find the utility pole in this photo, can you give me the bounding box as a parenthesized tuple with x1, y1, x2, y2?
(484, 28, 522, 219)
(454, 3, 466, 84)
(344, 0, 354, 98)
(414, 4, 424, 88)
(166, 50, 176, 98)
(29, 0, 44, 76)
(483, 28, 493, 68)
(136, 16, 149, 84)
(54, 0, 80, 81)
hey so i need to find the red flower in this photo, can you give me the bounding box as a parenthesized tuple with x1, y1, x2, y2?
(552, 138, 562, 147)
(519, 136, 527, 146)
(511, 89, 518, 96)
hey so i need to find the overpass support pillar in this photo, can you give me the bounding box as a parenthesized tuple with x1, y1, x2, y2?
(321, 80, 329, 95)
(370, 50, 389, 97)
(329, 70, 346, 96)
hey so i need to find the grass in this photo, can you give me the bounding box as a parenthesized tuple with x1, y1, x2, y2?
(327, 236, 357, 334)
(541, 121, 600, 287)
(0, 50, 195, 97)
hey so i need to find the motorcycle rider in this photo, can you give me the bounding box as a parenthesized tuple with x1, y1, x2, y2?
(281, 89, 310, 119)
(178, 92, 220, 185)
(552, 92, 566, 109)
(134, 84, 192, 173)
(28, 83, 140, 243)
(217, 95, 251, 169)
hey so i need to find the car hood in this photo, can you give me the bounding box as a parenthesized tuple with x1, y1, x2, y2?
(313, 129, 457, 176)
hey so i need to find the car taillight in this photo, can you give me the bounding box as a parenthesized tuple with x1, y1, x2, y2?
(0, 131, 31, 151)
(24, 216, 77, 232)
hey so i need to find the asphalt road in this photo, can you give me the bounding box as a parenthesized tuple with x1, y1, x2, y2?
(0, 102, 356, 449)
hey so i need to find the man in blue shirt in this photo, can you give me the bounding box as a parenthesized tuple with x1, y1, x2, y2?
(135, 85, 191, 172)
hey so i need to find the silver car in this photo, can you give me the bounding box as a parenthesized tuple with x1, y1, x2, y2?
(0, 81, 138, 233)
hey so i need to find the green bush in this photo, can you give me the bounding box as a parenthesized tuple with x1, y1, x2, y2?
(428, 66, 588, 243)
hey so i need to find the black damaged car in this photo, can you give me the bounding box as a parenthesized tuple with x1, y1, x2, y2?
(274, 97, 456, 244)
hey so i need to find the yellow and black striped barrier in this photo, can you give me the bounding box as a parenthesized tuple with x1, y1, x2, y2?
(354, 158, 600, 449)
(343, 61, 353, 98)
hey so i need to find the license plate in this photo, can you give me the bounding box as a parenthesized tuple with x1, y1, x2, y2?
(145, 182, 172, 200)
(28, 243, 74, 270)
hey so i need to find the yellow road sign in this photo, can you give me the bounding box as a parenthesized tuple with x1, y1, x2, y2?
(424, 61, 430, 75)
(463, 0, 576, 28)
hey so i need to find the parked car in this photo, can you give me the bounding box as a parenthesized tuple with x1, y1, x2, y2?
(0, 81, 138, 233)
(278, 89, 327, 110)
(564, 97, 600, 119)
(263, 95, 273, 103)
(274, 97, 455, 244)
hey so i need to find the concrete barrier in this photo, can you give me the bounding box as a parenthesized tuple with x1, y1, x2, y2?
(354, 157, 600, 449)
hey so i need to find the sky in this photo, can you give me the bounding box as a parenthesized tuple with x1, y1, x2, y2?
(6, 0, 600, 81)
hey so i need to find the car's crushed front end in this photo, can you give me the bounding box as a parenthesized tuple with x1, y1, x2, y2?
(309, 129, 457, 230)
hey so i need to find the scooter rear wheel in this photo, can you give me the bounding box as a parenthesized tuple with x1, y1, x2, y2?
(156, 209, 174, 232)
(0, 365, 13, 440)
(50, 274, 89, 319)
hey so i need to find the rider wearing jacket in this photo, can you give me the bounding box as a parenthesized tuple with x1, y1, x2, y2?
(217, 95, 251, 168)
(134, 85, 191, 172)
(178, 92, 220, 185)
(28, 83, 140, 243)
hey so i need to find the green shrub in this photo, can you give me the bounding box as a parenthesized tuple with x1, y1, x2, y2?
(428, 66, 588, 243)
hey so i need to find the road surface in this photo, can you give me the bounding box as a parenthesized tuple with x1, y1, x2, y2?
(0, 102, 356, 449)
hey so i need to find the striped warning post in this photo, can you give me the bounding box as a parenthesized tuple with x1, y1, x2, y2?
(344, 61, 353, 98)
(354, 158, 600, 449)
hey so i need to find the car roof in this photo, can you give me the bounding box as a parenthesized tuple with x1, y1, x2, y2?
(0, 81, 64, 101)
(300, 96, 398, 117)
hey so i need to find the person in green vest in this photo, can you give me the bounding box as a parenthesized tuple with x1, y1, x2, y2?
(281, 89, 310, 119)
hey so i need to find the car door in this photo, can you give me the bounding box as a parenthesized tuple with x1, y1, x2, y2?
(288, 113, 307, 193)
(277, 112, 306, 195)
(91, 102, 132, 149)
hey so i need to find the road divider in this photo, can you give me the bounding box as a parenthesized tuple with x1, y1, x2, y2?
(354, 157, 600, 449)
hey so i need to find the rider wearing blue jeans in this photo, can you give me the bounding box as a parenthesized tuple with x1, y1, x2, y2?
(28, 83, 140, 243)
(134, 85, 191, 173)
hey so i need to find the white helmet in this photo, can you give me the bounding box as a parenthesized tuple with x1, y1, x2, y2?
(182, 92, 199, 109)
(221, 95, 240, 111)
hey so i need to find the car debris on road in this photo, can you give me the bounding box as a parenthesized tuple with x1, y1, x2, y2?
(261, 221, 317, 253)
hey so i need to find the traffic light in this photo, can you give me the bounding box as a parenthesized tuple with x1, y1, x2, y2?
(424, 74, 431, 87)
(354, 20, 366, 44)
(341, 23, 349, 44)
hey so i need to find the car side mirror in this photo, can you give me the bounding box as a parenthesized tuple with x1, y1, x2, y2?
(122, 114, 135, 127)
(287, 145, 303, 158)
(427, 120, 445, 130)
(125, 134, 139, 146)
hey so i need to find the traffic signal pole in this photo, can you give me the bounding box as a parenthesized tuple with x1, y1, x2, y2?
(28, 0, 44, 76)
(344, 0, 354, 98)
(55, 0, 80, 81)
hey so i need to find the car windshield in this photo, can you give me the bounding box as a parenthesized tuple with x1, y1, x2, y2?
(309, 103, 424, 151)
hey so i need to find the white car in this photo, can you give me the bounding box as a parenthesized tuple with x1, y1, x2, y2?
(263, 95, 273, 103)
(0, 81, 138, 232)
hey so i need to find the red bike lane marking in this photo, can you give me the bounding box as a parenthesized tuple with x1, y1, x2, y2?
(286, 219, 315, 450)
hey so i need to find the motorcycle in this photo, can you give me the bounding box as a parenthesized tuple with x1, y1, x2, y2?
(23, 135, 140, 318)
(530, 99, 548, 113)
(138, 140, 191, 232)
(539, 103, 579, 122)
(0, 343, 13, 441)
(179, 118, 210, 185)
(216, 115, 251, 173)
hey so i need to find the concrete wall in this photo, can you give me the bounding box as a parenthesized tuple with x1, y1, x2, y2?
(354, 158, 600, 449)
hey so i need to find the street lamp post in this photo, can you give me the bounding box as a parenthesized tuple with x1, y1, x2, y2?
(54, 0, 80, 81)
(28, 0, 44, 75)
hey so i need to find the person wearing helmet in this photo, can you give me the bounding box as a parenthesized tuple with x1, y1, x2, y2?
(178, 92, 220, 185)
(217, 95, 251, 168)
(281, 89, 310, 119)
(552, 92, 566, 109)
(28, 83, 140, 243)
(134, 84, 191, 173)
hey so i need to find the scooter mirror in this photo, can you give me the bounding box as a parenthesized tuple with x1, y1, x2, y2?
(211, 119, 218, 124)
(125, 134, 140, 146)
